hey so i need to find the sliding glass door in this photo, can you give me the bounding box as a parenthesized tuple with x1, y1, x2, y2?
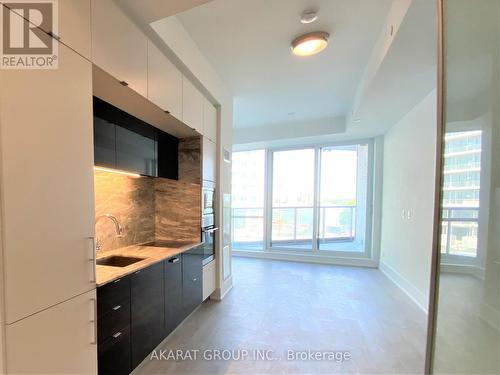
(318, 144, 369, 252)
(268, 142, 372, 255)
(270, 148, 315, 250)
(428, 1, 500, 373)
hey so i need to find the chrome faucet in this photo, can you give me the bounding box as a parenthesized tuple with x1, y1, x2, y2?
(95, 214, 124, 251)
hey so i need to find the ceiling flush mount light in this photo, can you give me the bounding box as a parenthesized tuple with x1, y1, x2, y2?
(300, 10, 318, 24)
(291, 31, 330, 56)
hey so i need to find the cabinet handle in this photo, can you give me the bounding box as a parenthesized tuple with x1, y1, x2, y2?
(90, 298, 97, 345)
(119, 80, 129, 87)
(203, 227, 219, 234)
(169, 258, 179, 263)
(88, 237, 96, 283)
(113, 332, 122, 339)
(193, 278, 197, 282)
(113, 278, 121, 284)
(112, 305, 122, 311)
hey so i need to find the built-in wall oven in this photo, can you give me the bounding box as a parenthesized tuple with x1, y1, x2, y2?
(199, 183, 217, 265)
(202, 186, 215, 216)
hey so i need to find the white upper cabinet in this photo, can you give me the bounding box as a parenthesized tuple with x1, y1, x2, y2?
(203, 98, 217, 142)
(6, 290, 97, 375)
(182, 77, 204, 134)
(59, 0, 91, 59)
(0, 40, 96, 323)
(203, 137, 217, 183)
(58, 0, 92, 59)
(148, 41, 183, 120)
(91, 0, 148, 97)
(16, 0, 92, 59)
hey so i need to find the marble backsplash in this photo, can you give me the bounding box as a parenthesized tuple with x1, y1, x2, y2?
(94, 170, 155, 252)
(155, 179, 201, 242)
(95, 170, 201, 253)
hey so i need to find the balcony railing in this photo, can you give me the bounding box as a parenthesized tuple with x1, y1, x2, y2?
(232, 205, 356, 248)
(441, 206, 479, 257)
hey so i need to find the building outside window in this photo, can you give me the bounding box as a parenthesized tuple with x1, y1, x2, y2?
(441, 130, 482, 258)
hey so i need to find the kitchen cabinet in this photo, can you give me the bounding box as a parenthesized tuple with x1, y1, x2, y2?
(91, 0, 148, 97)
(94, 116, 116, 169)
(203, 99, 218, 142)
(203, 260, 216, 301)
(130, 263, 165, 368)
(182, 77, 204, 134)
(96, 251, 203, 373)
(116, 126, 157, 176)
(0, 39, 95, 323)
(203, 137, 217, 183)
(58, 0, 92, 59)
(164, 255, 183, 335)
(93, 96, 179, 178)
(5, 290, 97, 374)
(97, 276, 131, 375)
(148, 41, 183, 120)
(182, 248, 203, 316)
(6, 0, 91, 59)
(98, 326, 131, 375)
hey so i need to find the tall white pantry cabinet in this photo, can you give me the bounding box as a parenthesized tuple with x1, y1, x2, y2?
(0, 6, 97, 374)
(0, 0, 222, 372)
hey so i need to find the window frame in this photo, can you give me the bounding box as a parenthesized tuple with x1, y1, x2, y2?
(231, 139, 374, 259)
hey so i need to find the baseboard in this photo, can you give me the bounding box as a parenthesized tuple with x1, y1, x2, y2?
(379, 261, 428, 314)
(233, 249, 378, 268)
(211, 275, 233, 301)
(440, 263, 485, 280)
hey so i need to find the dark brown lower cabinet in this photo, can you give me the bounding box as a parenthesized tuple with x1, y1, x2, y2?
(182, 249, 203, 317)
(130, 262, 165, 368)
(98, 326, 131, 375)
(164, 255, 183, 335)
(97, 253, 203, 374)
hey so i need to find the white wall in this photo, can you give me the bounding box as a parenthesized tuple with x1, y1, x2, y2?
(379, 89, 437, 312)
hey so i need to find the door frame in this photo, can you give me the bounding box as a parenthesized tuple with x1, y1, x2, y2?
(425, 0, 445, 372)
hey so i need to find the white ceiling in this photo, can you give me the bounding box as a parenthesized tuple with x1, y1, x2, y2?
(176, 0, 393, 129)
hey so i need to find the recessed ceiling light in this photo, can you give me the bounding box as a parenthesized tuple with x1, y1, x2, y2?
(300, 10, 318, 24)
(291, 31, 330, 56)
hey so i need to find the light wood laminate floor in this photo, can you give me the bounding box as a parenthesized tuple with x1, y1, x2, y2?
(136, 257, 427, 374)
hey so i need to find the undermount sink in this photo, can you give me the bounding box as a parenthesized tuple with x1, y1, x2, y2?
(96, 255, 145, 268)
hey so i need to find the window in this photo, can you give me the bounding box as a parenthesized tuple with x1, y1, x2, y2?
(231, 142, 373, 257)
(231, 150, 265, 250)
(441, 130, 482, 258)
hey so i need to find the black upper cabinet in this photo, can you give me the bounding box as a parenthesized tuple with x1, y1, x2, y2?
(93, 97, 178, 179)
(116, 126, 157, 176)
(158, 132, 179, 180)
(94, 117, 116, 169)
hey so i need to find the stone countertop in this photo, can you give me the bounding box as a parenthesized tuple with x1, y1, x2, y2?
(96, 242, 202, 287)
